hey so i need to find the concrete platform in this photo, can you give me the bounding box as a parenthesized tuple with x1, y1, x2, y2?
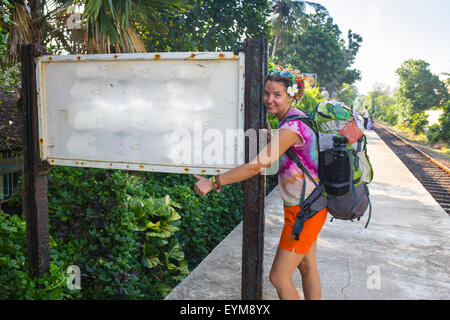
(165, 130, 450, 300)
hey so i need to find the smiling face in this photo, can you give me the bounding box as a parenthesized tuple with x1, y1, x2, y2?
(264, 80, 292, 118)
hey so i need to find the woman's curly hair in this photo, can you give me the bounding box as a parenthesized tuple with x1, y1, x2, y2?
(265, 69, 306, 101)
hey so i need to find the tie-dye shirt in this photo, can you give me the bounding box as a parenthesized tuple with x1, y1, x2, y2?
(278, 108, 319, 206)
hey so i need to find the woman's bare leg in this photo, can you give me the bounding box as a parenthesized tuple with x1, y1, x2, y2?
(269, 247, 305, 300)
(298, 241, 322, 300)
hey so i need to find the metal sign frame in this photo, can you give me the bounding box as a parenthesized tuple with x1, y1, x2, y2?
(35, 52, 245, 175)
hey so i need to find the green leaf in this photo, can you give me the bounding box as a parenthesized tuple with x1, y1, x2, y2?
(143, 243, 159, 258)
(145, 220, 160, 230)
(146, 230, 171, 239)
(167, 210, 181, 222)
(168, 242, 184, 261)
(143, 256, 159, 269)
(146, 237, 168, 248)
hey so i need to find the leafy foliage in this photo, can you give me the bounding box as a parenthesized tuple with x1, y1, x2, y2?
(297, 87, 324, 114)
(375, 98, 398, 125)
(438, 100, 450, 144)
(337, 84, 359, 106)
(136, 172, 243, 268)
(360, 85, 395, 119)
(2, 166, 243, 299)
(409, 112, 428, 135)
(83, 0, 193, 53)
(1, 0, 195, 57)
(426, 124, 441, 144)
(0, 0, 20, 102)
(141, 0, 271, 52)
(370, 59, 449, 142)
(395, 59, 448, 119)
(46, 167, 202, 298)
(0, 212, 75, 299)
(269, 0, 327, 57)
(277, 12, 362, 93)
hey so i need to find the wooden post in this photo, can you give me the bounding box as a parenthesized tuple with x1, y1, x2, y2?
(241, 38, 268, 300)
(21, 44, 50, 278)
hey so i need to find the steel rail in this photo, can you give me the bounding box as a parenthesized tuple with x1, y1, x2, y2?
(375, 121, 450, 174)
(374, 121, 450, 215)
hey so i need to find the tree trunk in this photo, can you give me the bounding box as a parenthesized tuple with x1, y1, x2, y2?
(29, 0, 42, 44)
(271, 32, 279, 58)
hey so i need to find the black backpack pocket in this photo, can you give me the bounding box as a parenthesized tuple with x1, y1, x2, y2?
(319, 148, 351, 196)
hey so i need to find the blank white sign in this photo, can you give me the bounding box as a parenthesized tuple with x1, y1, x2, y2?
(36, 52, 245, 175)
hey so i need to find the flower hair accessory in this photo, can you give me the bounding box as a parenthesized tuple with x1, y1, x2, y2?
(287, 84, 299, 97)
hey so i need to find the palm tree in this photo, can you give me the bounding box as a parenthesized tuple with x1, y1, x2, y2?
(83, 0, 192, 54)
(4, 0, 192, 61)
(270, 0, 327, 58)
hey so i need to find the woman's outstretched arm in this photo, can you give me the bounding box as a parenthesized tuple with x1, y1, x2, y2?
(194, 129, 302, 196)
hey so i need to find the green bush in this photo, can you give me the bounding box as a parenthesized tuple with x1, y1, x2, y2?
(384, 112, 399, 125)
(409, 112, 429, 135)
(297, 87, 324, 114)
(137, 172, 243, 268)
(377, 105, 398, 125)
(439, 100, 450, 145)
(1, 166, 244, 299)
(426, 124, 441, 144)
(46, 167, 191, 299)
(0, 212, 76, 299)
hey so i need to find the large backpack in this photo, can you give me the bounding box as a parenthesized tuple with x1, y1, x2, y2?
(277, 101, 374, 240)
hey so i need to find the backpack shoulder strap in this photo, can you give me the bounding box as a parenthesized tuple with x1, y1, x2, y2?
(284, 149, 319, 188)
(277, 114, 314, 130)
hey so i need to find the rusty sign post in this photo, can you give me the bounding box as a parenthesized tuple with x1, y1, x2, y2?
(21, 44, 50, 278)
(241, 38, 268, 300)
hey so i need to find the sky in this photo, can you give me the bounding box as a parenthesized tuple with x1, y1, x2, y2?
(312, 0, 450, 95)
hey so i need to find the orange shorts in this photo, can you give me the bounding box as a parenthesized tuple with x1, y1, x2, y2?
(278, 205, 327, 255)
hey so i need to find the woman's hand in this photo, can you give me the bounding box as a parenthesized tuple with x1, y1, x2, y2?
(193, 174, 214, 197)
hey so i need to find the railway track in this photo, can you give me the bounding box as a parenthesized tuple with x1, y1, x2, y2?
(374, 122, 450, 216)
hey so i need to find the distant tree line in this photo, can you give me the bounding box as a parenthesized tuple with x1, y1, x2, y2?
(358, 59, 449, 145)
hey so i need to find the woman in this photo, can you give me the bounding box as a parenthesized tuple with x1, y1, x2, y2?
(193, 69, 327, 300)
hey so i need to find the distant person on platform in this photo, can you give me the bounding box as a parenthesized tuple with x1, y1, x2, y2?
(363, 106, 370, 129)
(367, 115, 374, 130)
